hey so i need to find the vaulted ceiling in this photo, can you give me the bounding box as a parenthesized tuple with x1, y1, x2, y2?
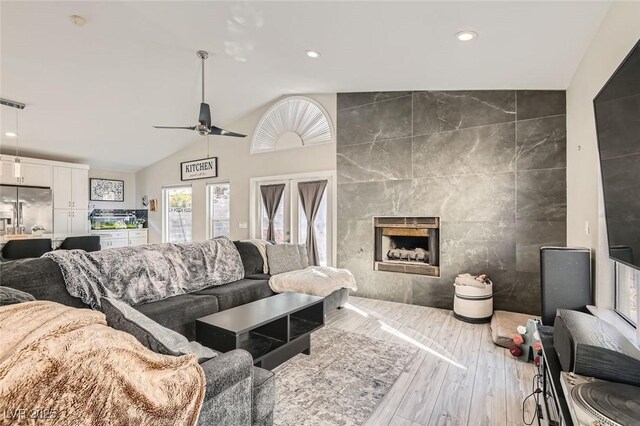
(0, 1, 610, 171)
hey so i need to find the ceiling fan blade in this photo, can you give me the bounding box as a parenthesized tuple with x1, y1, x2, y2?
(199, 103, 212, 128)
(209, 125, 246, 138)
(153, 126, 197, 130)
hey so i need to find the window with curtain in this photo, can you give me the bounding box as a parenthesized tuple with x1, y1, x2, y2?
(207, 182, 231, 238)
(299, 189, 328, 266)
(162, 186, 192, 243)
(261, 199, 285, 242)
(260, 183, 286, 243)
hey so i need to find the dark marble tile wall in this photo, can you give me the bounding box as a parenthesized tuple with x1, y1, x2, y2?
(336, 90, 566, 314)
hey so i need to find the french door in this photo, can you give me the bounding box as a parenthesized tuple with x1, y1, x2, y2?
(251, 172, 335, 266)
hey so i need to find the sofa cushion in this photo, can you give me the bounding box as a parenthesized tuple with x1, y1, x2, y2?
(0, 258, 87, 308)
(101, 297, 216, 362)
(298, 245, 310, 268)
(233, 241, 265, 275)
(253, 367, 276, 423)
(0, 285, 35, 306)
(266, 244, 305, 275)
(135, 293, 219, 331)
(193, 279, 274, 311)
(244, 273, 271, 280)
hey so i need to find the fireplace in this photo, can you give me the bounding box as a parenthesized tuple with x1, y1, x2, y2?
(373, 217, 440, 276)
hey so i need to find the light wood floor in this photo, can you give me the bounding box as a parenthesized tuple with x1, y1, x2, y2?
(324, 296, 536, 426)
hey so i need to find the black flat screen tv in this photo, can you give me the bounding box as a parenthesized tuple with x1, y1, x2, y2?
(595, 39, 640, 270)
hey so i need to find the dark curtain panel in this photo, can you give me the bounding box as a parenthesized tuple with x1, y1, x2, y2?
(260, 184, 285, 241)
(298, 180, 328, 266)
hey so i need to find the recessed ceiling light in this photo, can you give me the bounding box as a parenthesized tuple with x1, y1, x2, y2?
(5, 132, 17, 137)
(305, 50, 321, 59)
(456, 30, 478, 42)
(70, 15, 87, 27)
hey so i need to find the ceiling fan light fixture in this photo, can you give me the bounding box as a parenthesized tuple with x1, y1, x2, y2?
(152, 50, 246, 138)
(305, 50, 321, 59)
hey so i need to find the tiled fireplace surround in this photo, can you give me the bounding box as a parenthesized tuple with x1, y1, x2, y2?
(336, 91, 567, 314)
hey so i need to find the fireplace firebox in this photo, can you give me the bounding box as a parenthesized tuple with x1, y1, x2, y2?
(373, 217, 440, 276)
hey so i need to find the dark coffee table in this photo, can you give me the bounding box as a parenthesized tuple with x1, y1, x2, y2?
(196, 293, 324, 370)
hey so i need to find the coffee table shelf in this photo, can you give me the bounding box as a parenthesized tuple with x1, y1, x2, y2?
(238, 332, 286, 360)
(196, 293, 325, 370)
(289, 316, 322, 340)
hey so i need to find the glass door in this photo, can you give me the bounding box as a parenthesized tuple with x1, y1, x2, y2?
(253, 173, 334, 266)
(294, 178, 330, 266)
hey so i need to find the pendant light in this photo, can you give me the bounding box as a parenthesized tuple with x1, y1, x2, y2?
(13, 109, 20, 178)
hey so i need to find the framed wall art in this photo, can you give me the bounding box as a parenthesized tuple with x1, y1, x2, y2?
(90, 178, 125, 202)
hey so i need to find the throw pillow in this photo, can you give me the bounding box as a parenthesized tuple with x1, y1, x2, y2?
(233, 241, 265, 275)
(0, 285, 36, 306)
(100, 297, 216, 362)
(266, 244, 305, 275)
(298, 244, 310, 268)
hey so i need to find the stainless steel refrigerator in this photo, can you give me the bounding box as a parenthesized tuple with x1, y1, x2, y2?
(0, 185, 53, 235)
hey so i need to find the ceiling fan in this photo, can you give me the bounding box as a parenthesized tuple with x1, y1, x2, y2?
(153, 50, 246, 138)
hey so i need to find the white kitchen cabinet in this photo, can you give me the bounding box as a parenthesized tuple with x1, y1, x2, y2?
(91, 229, 148, 249)
(0, 160, 52, 187)
(0, 161, 18, 185)
(71, 210, 88, 235)
(53, 210, 72, 235)
(108, 238, 129, 249)
(53, 167, 73, 208)
(53, 165, 89, 235)
(54, 166, 88, 209)
(54, 209, 88, 235)
(129, 237, 147, 246)
(22, 162, 52, 187)
(71, 168, 88, 209)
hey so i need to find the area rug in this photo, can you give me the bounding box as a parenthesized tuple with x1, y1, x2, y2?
(273, 328, 419, 426)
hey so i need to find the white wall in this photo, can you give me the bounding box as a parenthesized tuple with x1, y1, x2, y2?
(566, 2, 640, 308)
(135, 94, 337, 243)
(88, 169, 137, 210)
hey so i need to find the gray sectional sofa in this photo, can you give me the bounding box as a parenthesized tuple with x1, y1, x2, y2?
(0, 240, 349, 425)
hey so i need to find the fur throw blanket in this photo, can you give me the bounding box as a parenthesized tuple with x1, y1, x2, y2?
(268, 266, 358, 297)
(0, 301, 205, 426)
(44, 237, 244, 308)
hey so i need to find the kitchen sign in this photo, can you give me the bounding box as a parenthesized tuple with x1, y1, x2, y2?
(181, 157, 218, 181)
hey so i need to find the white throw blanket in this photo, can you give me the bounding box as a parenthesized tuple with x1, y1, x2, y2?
(269, 266, 357, 297)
